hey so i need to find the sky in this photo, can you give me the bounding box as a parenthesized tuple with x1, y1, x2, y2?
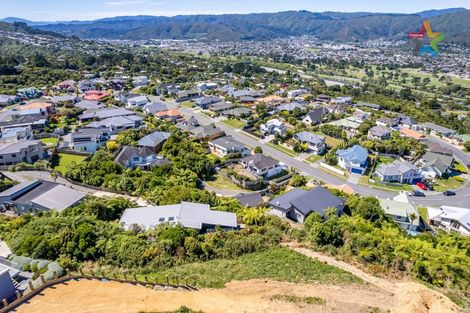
(0, 0, 469, 21)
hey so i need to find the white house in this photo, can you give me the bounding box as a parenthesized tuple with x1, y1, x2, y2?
(293, 131, 326, 155)
(260, 119, 286, 136)
(334, 96, 352, 105)
(208, 136, 250, 157)
(132, 76, 149, 87)
(126, 95, 149, 108)
(374, 160, 422, 184)
(428, 206, 470, 236)
(240, 154, 284, 179)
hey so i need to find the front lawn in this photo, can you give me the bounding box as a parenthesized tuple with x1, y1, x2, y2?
(305, 155, 323, 164)
(51, 153, 88, 174)
(222, 119, 246, 129)
(135, 247, 362, 288)
(432, 176, 465, 192)
(266, 142, 298, 157)
(41, 137, 59, 146)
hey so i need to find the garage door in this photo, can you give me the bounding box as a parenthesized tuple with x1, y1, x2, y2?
(351, 168, 363, 174)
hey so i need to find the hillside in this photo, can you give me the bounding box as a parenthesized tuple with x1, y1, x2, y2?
(29, 9, 470, 44)
(0, 21, 65, 38)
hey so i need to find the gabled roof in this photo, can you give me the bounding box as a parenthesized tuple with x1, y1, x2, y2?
(138, 131, 171, 148)
(368, 125, 391, 137)
(276, 102, 305, 112)
(375, 160, 418, 177)
(234, 193, 264, 207)
(304, 108, 325, 123)
(289, 186, 344, 216)
(336, 145, 368, 164)
(0, 140, 41, 154)
(31, 185, 86, 212)
(210, 136, 246, 151)
(241, 154, 279, 171)
(143, 102, 167, 114)
(294, 131, 325, 145)
(421, 151, 454, 172)
(268, 188, 307, 211)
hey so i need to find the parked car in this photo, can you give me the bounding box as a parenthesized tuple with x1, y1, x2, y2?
(416, 182, 428, 191)
(160, 97, 166, 101)
(443, 190, 456, 196)
(408, 190, 426, 197)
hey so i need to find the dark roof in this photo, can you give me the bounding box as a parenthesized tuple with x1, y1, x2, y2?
(234, 193, 264, 207)
(138, 131, 171, 148)
(305, 108, 325, 123)
(290, 186, 344, 217)
(241, 154, 279, 171)
(268, 188, 307, 211)
(115, 146, 155, 166)
(11, 181, 57, 204)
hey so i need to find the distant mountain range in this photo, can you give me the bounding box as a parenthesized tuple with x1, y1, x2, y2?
(0, 21, 65, 38)
(1, 8, 469, 45)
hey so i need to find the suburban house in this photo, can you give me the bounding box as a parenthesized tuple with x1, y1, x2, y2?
(77, 80, 95, 93)
(18, 102, 54, 115)
(269, 186, 345, 223)
(428, 206, 470, 236)
(143, 102, 168, 115)
(367, 125, 392, 140)
(315, 94, 331, 103)
(137, 131, 171, 152)
(376, 117, 399, 128)
(221, 107, 252, 118)
(176, 90, 199, 102)
(119, 202, 238, 232)
(197, 82, 218, 92)
(65, 128, 110, 153)
(115, 146, 170, 170)
(83, 90, 110, 101)
(0, 180, 86, 214)
(302, 108, 328, 125)
(373, 160, 422, 184)
(156, 83, 181, 95)
(336, 145, 369, 174)
(287, 88, 310, 98)
(234, 193, 264, 207)
(17, 87, 42, 99)
(0, 126, 33, 144)
(356, 101, 382, 110)
(126, 95, 149, 109)
(86, 115, 142, 134)
(348, 110, 370, 123)
(208, 136, 250, 157)
(324, 104, 346, 115)
(0, 265, 16, 303)
(194, 96, 222, 109)
(418, 122, 457, 138)
(155, 109, 182, 122)
(275, 102, 306, 113)
(260, 119, 286, 136)
(0, 94, 20, 106)
(50, 95, 78, 106)
(398, 115, 417, 129)
(293, 131, 326, 155)
(379, 193, 424, 234)
(240, 154, 284, 179)
(400, 128, 425, 140)
(334, 96, 352, 105)
(0, 140, 44, 166)
(78, 107, 136, 122)
(209, 102, 235, 114)
(75, 100, 105, 111)
(417, 151, 454, 178)
(191, 124, 225, 141)
(132, 76, 149, 87)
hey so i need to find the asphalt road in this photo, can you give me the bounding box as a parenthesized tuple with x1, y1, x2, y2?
(158, 97, 470, 209)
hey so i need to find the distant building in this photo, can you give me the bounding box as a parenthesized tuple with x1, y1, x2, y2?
(208, 136, 250, 157)
(132, 76, 149, 87)
(260, 119, 286, 136)
(0, 95, 20, 106)
(137, 131, 171, 152)
(119, 202, 238, 232)
(17, 87, 42, 99)
(293, 131, 326, 155)
(334, 96, 352, 105)
(0, 126, 33, 144)
(418, 122, 457, 138)
(115, 146, 170, 170)
(126, 95, 149, 109)
(367, 125, 391, 140)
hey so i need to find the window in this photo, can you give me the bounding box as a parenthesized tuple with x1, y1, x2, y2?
(158, 217, 165, 222)
(168, 217, 175, 221)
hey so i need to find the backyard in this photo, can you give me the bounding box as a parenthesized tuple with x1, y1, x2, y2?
(51, 153, 88, 174)
(40, 137, 59, 146)
(221, 119, 246, 129)
(206, 168, 244, 191)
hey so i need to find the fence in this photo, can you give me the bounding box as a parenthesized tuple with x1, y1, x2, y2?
(319, 162, 345, 176)
(0, 269, 196, 313)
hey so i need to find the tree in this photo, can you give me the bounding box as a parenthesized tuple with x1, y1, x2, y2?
(464, 141, 470, 152)
(254, 146, 263, 154)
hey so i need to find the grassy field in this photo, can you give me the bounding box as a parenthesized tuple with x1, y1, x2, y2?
(266, 142, 298, 157)
(206, 168, 243, 191)
(40, 137, 59, 146)
(137, 247, 362, 288)
(222, 119, 246, 129)
(52, 153, 88, 174)
(305, 155, 323, 164)
(432, 176, 465, 192)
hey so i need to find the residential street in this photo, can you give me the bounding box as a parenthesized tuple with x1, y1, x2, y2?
(159, 98, 470, 208)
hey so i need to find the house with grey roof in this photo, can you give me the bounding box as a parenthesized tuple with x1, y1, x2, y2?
(176, 90, 199, 102)
(0, 140, 44, 166)
(74, 100, 105, 111)
(275, 102, 305, 113)
(0, 180, 85, 214)
(64, 128, 110, 153)
(373, 160, 422, 184)
(137, 131, 171, 152)
(376, 117, 399, 128)
(115, 146, 170, 170)
(356, 101, 382, 110)
(417, 151, 454, 178)
(367, 125, 392, 140)
(221, 107, 252, 118)
(78, 107, 135, 121)
(428, 206, 470, 236)
(126, 95, 149, 109)
(234, 193, 264, 207)
(418, 122, 457, 138)
(194, 96, 222, 109)
(0, 126, 33, 144)
(190, 124, 225, 141)
(240, 154, 283, 179)
(143, 102, 168, 115)
(293, 131, 326, 155)
(302, 108, 328, 125)
(336, 145, 369, 174)
(379, 193, 424, 234)
(260, 119, 286, 136)
(50, 95, 78, 105)
(269, 186, 345, 223)
(208, 136, 250, 158)
(398, 115, 417, 129)
(86, 115, 142, 134)
(119, 202, 237, 233)
(0, 95, 20, 106)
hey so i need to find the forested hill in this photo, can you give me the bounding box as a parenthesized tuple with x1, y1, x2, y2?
(0, 21, 65, 38)
(27, 9, 470, 45)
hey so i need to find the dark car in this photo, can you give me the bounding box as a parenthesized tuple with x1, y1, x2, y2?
(160, 97, 166, 101)
(408, 190, 426, 197)
(443, 190, 456, 196)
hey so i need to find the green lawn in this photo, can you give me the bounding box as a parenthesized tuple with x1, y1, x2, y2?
(222, 119, 246, 129)
(134, 247, 362, 288)
(40, 137, 59, 146)
(206, 169, 243, 191)
(418, 207, 428, 221)
(313, 132, 343, 148)
(52, 153, 87, 174)
(304, 155, 323, 164)
(266, 142, 298, 157)
(359, 176, 413, 192)
(181, 101, 195, 108)
(432, 176, 465, 192)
